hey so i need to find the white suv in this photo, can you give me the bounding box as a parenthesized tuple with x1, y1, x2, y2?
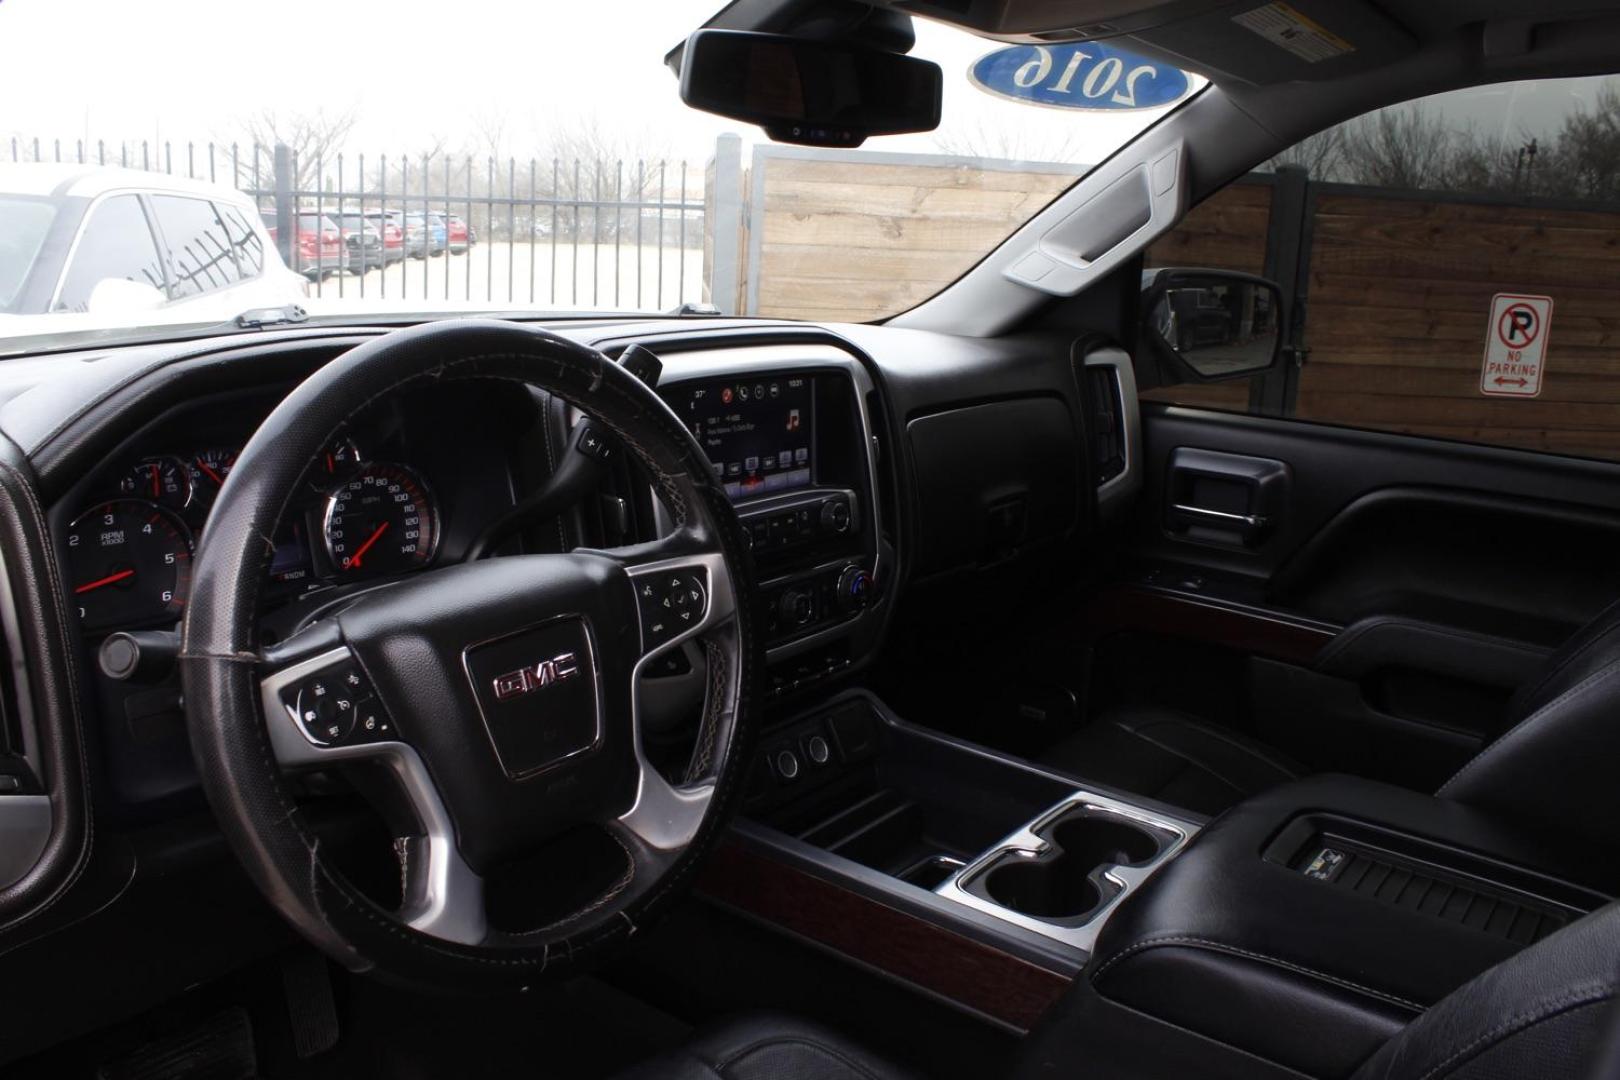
(0, 165, 306, 328)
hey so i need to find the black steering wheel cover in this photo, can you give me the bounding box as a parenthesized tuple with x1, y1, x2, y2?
(179, 319, 759, 988)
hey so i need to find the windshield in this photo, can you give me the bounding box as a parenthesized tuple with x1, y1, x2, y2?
(0, 0, 1198, 350)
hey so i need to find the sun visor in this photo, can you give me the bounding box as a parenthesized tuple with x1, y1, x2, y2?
(887, 0, 1415, 86)
(1127, 0, 1416, 85)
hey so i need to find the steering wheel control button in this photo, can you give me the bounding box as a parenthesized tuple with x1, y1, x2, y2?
(281, 661, 387, 748)
(574, 423, 617, 462)
(352, 697, 392, 741)
(773, 749, 801, 782)
(462, 617, 601, 778)
(636, 568, 709, 650)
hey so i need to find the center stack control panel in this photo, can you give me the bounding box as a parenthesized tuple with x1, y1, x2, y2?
(658, 355, 887, 703)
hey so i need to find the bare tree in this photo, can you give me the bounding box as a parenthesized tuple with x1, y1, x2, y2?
(1337, 105, 1456, 189)
(1541, 81, 1620, 200)
(1266, 127, 1347, 180)
(231, 106, 359, 193)
(932, 121, 1085, 165)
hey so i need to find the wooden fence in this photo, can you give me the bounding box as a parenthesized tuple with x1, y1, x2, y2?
(1296, 191, 1620, 459)
(710, 143, 1620, 462)
(728, 144, 1082, 323)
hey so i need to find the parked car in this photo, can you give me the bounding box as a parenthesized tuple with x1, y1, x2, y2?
(0, 164, 305, 322)
(401, 210, 448, 257)
(259, 210, 346, 280)
(437, 211, 473, 253)
(358, 209, 408, 264)
(326, 212, 387, 272)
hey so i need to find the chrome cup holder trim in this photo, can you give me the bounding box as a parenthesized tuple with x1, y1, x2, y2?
(934, 788, 1201, 954)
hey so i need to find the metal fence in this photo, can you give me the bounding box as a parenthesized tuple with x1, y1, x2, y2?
(6, 135, 709, 311)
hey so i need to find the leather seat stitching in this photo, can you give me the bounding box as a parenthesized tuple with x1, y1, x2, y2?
(711, 1035, 890, 1080)
(1317, 617, 1549, 671)
(1505, 596, 1620, 711)
(1090, 934, 1427, 1013)
(1410, 980, 1615, 1080)
(1438, 654, 1620, 796)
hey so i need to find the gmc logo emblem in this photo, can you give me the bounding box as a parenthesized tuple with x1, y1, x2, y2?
(491, 651, 580, 701)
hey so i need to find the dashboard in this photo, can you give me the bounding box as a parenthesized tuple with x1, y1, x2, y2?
(0, 314, 1110, 1062)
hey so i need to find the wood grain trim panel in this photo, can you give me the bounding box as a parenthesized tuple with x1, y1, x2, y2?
(697, 840, 1072, 1032)
(1088, 585, 1337, 665)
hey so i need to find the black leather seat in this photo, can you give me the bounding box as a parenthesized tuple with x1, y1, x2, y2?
(621, 901, 1620, 1079)
(1044, 598, 1620, 831)
(612, 1014, 913, 1080)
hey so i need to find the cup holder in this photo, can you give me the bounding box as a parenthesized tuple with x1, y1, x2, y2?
(1049, 815, 1161, 869)
(982, 854, 1104, 918)
(971, 810, 1167, 921)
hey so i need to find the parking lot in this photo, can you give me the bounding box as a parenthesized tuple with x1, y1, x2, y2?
(301, 241, 707, 311)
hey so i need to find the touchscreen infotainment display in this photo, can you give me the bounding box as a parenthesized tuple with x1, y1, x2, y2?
(672, 375, 815, 501)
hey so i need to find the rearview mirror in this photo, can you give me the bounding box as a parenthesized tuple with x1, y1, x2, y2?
(1140, 268, 1284, 383)
(679, 29, 942, 148)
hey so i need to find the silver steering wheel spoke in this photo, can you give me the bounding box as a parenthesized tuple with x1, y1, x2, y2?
(258, 644, 488, 946)
(606, 534, 742, 854)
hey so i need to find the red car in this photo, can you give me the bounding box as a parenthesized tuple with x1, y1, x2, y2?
(258, 210, 343, 280)
(434, 212, 474, 253)
(360, 210, 408, 264)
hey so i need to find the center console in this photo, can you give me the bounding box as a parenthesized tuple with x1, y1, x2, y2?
(1021, 774, 1616, 1080)
(699, 688, 1203, 1032)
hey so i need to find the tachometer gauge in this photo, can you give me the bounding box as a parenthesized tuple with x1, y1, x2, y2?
(323, 463, 439, 577)
(118, 455, 193, 511)
(65, 500, 192, 631)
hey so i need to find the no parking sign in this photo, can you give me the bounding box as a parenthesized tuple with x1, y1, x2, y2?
(1480, 293, 1553, 397)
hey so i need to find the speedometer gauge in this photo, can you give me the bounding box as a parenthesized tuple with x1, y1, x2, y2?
(65, 500, 192, 631)
(323, 463, 439, 577)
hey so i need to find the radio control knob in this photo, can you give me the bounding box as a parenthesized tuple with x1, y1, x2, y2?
(778, 588, 815, 627)
(821, 499, 852, 533)
(836, 566, 872, 614)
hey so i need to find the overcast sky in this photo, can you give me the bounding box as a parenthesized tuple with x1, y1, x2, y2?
(0, 0, 1190, 167)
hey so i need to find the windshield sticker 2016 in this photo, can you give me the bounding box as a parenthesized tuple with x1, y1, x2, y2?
(1481, 293, 1554, 398)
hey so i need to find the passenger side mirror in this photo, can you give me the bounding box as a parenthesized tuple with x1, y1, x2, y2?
(678, 29, 942, 148)
(86, 278, 166, 316)
(1140, 268, 1283, 383)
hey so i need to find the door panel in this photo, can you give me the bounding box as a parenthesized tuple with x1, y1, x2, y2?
(1111, 403, 1620, 789)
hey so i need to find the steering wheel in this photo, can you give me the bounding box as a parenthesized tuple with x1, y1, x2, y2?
(179, 320, 758, 988)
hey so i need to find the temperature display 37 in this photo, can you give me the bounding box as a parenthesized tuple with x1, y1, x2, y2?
(675, 376, 815, 502)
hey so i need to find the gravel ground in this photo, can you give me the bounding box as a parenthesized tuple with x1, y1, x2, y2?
(301, 241, 708, 312)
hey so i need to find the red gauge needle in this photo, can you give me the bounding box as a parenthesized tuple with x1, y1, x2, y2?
(348, 522, 389, 569)
(196, 457, 225, 486)
(76, 569, 135, 594)
(149, 463, 161, 498)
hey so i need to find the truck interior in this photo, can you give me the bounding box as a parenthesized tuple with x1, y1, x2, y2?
(2, 0, 1620, 1077)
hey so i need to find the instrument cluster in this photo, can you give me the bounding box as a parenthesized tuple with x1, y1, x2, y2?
(65, 436, 442, 633)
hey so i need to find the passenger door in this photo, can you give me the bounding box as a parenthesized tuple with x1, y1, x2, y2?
(1104, 74, 1620, 792)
